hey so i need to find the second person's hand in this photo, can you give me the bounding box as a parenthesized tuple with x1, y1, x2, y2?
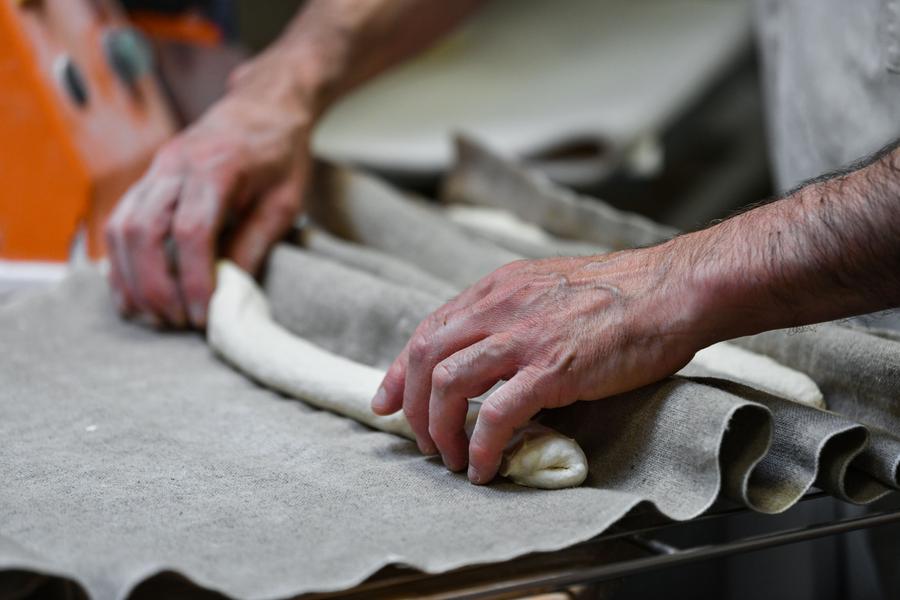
(105, 58, 313, 328)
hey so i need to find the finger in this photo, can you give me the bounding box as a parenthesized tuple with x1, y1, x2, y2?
(106, 183, 160, 322)
(372, 292, 482, 419)
(105, 141, 190, 319)
(375, 264, 516, 443)
(105, 252, 137, 317)
(375, 297, 495, 418)
(429, 335, 519, 472)
(403, 305, 491, 455)
(468, 370, 545, 485)
(372, 344, 409, 416)
(225, 173, 302, 274)
(120, 176, 186, 327)
(105, 204, 138, 317)
(172, 174, 234, 328)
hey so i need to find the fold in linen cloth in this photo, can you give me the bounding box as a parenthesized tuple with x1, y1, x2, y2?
(1, 138, 897, 600)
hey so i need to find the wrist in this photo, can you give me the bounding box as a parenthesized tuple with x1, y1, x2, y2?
(232, 6, 358, 121)
(655, 232, 742, 350)
(225, 10, 350, 126)
(665, 212, 796, 347)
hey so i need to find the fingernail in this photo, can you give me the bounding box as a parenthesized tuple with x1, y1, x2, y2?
(371, 387, 387, 412)
(417, 439, 438, 456)
(443, 456, 465, 473)
(468, 465, 483, 484)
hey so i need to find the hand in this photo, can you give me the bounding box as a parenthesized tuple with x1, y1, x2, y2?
(105, 57, 313, 328)
(371, 246, 712, 484)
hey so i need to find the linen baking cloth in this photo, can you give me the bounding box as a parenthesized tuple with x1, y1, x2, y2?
(1, 141, 898, 600)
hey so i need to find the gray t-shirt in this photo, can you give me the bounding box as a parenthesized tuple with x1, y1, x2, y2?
(754, 0, 900, 192)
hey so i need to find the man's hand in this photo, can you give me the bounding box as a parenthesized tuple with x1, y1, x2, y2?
(105, 60, 312, 328)
(372, 139, 900, 486)
(105, 0, 486, 328)
(371, 247, 710, 484)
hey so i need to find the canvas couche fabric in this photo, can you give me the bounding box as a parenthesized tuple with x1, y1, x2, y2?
(1, 139, 897, 600)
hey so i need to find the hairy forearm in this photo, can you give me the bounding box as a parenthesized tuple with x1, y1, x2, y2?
(678, 142, 900, 345)
(238, 0, 487, 117)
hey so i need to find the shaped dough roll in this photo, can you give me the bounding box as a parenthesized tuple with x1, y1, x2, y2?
(207, 261, 588, 489)
(680, 342, 825, 410)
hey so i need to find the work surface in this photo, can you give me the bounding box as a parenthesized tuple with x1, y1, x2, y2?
(1, 141, 898, 600)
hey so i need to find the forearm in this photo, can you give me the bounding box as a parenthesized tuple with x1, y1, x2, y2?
(234, 0, 487, 118)
(680, 142, 900, 345)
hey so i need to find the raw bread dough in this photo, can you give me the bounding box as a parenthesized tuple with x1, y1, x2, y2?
(444, 204, 610, 258)
(207, 261, 588, 489)
(681, 342, 825, 409)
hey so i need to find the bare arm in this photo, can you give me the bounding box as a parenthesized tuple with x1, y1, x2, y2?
(689, 143, 900, 340)
(106, 0, 486, 328)
(245, 0, 488, 116)
(373, 142, 900, 484)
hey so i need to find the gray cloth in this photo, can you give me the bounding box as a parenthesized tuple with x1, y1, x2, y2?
(1, 268, 896, 600)
(442, 136, 678, 248)
(263, 245, 444, 370)
(1, 146, 898, 600)
(753, 0, 900, 192)
(296, 226, 458, 300)
(736, 325, 900, 492)
(309, 162, 520, 290)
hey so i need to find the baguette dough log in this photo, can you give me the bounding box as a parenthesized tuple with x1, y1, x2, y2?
(683, 342, 825, 409)
(207, 261, 588, 489)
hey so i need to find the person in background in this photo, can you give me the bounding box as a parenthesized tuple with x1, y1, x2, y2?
(106, 0, 900, 486)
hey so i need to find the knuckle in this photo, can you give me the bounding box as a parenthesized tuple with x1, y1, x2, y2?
(478, 402, 507, 429)
(172, 216, 208, 246)
(467, 438, 495, 467)
(482, 338, 511, 363)
(430, 361, 456, 396)
(408, 333, 434, 362)
(551, 348, 579, 375)
(268, 197, 300, 224)
(403, 403, 427, 426)
(120, 219, 145, 245)
(424, 310, 446, 330)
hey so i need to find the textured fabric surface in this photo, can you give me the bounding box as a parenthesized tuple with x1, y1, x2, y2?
(0, 271, 762, 600)
(1, 143, 898, 600)
(442, 137, 678, 249)
(736, 325, 900, 493)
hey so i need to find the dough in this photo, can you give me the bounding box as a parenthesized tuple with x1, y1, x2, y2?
(681, 342, 825, 409)
(207, 261, 588, 489)
(444, 204, 610, 258)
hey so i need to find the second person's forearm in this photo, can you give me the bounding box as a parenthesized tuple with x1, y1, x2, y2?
(239, 0, 488, 118)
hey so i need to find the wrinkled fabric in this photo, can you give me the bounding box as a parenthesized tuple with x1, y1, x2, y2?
(1, 142, 897, 600)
